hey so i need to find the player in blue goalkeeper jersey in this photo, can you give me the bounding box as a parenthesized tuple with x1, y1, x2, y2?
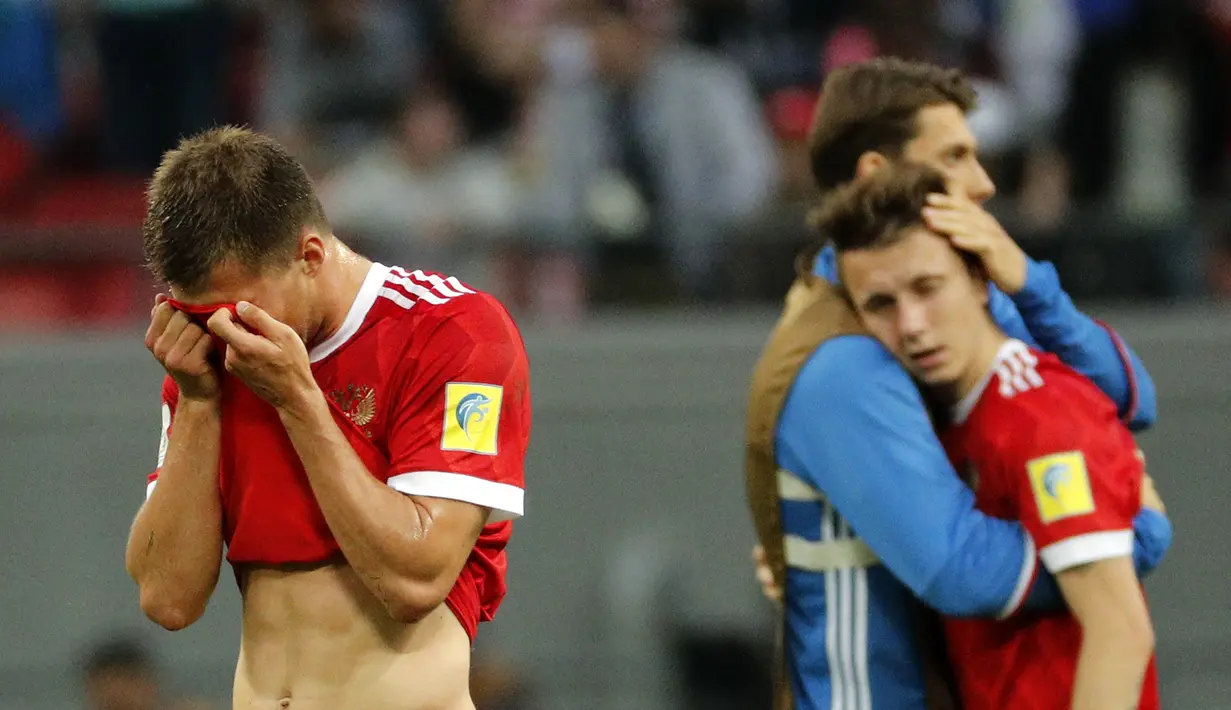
(757, 58, 1173, 710)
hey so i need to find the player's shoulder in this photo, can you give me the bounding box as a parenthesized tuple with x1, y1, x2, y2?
(978, 340, 1112, 426)
(800, 334, 907, 391)
(370, 265, 517, 335)
(784, 334, 922, 430)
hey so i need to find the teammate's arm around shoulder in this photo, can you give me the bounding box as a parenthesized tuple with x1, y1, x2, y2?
(778, 336, 1031, 616)
(125, 299, 224, 631)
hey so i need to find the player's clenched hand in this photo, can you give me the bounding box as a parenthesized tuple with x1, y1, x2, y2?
(145, 294, 219, 401)
(753, 545, 783, 606)
(207, 301, 316, 411)
(923, 193, 1028, 294)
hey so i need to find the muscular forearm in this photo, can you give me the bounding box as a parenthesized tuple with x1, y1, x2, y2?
(278, 389, 460, 622)
(125, 398, 223, 630)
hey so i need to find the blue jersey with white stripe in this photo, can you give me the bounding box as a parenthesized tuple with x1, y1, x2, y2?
(775, 247, 1161, 709)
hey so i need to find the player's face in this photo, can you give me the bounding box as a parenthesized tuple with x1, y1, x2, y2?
(840, 227, 993, 390)
(900, 104, 996, 204)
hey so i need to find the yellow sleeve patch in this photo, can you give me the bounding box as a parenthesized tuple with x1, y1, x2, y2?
(442, 382, 503, 455)
(1027, 451, 1095, 523)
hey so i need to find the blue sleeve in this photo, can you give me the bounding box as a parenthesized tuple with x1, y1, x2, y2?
(1003, 258, 1157, 431)
(777, 336, 1033, 617)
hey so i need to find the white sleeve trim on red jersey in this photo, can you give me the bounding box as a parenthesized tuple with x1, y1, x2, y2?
(1040, 529, 1134, 573)
(387, 470, 524, 522)
(157, 403, 171, 468)
(997, 532, 1038, 619)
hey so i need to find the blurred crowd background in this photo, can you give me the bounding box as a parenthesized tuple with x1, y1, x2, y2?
(3, 0, 1231, 331)
(2, 1, 1230, 709)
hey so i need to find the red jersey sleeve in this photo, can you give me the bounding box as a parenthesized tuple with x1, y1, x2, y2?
(384, 294, 530, 522)
(999, 373, 1141, 574)
(147, 375, 180, 499)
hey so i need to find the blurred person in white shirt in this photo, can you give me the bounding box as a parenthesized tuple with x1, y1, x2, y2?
(319, 84, 521, 297)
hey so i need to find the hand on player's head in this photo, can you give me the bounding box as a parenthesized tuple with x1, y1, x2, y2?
(921, 192, 1027, 295)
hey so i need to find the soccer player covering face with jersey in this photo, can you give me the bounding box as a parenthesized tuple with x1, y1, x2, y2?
(126, 126, 530, 710)
(821, 163, 1160, 710)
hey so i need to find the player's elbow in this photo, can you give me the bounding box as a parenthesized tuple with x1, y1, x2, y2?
(138, 586, 206, 631)
(383, 581, 450, 625)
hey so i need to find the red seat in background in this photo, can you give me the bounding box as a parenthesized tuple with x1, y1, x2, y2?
(0, 174, 153, 330)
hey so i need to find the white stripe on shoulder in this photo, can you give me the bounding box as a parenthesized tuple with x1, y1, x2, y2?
(378, 267, 476, 311)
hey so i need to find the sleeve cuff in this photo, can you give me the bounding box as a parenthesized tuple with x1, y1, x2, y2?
(1010, 257, 1058, 312)
(997, 532, 1038, 619)
(146, 480, 157, 500)
(1093, 319, 1139, 423)
(387, 470, 524, 523)
(1040, 530, 1133, 573)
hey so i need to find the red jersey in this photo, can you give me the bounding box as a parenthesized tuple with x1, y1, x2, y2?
(940, 339, 1158, 710)
(148, 264, 531, 641)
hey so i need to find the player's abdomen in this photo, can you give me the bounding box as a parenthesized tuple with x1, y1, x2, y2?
(233, 562, 473, 710)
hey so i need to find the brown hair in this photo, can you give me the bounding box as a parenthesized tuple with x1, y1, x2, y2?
(808, 57, 976, 192)
(811, 162, 947, 254)
(142, 126, 328, 293)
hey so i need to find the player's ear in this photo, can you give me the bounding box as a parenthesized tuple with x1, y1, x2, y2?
(298, 230, 327, 276)
(854, 151, 890, 181)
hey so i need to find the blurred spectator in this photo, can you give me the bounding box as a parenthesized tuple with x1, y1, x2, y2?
(81, 635, 214, 710)
(732, 86, 817, 300)
(319, 84, 520, 291)
(257, 0, 421, 173)
(81, 637, 158, 710)
(0, 0, 63, 205)
(1059, 0, 1231, 211)
(522, 0, 777, 303)
(93, 0, 232, 173)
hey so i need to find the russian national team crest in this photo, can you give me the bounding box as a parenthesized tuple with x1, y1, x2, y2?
(330, 384, 377, 432)
(442, 383, 503, 455)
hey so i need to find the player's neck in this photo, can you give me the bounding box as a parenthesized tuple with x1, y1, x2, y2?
(308, 243, 373, 350)
(953, 327, 1011, 403)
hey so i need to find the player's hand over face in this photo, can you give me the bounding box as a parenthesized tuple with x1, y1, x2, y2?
(145, 294, 220, 401)
(207, 302, 316, 411)
(753, 545, 783, 606)
(922, 193, 1028, 294)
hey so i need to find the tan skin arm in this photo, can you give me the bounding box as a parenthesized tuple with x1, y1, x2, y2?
(1057, 556, 1155, 710)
